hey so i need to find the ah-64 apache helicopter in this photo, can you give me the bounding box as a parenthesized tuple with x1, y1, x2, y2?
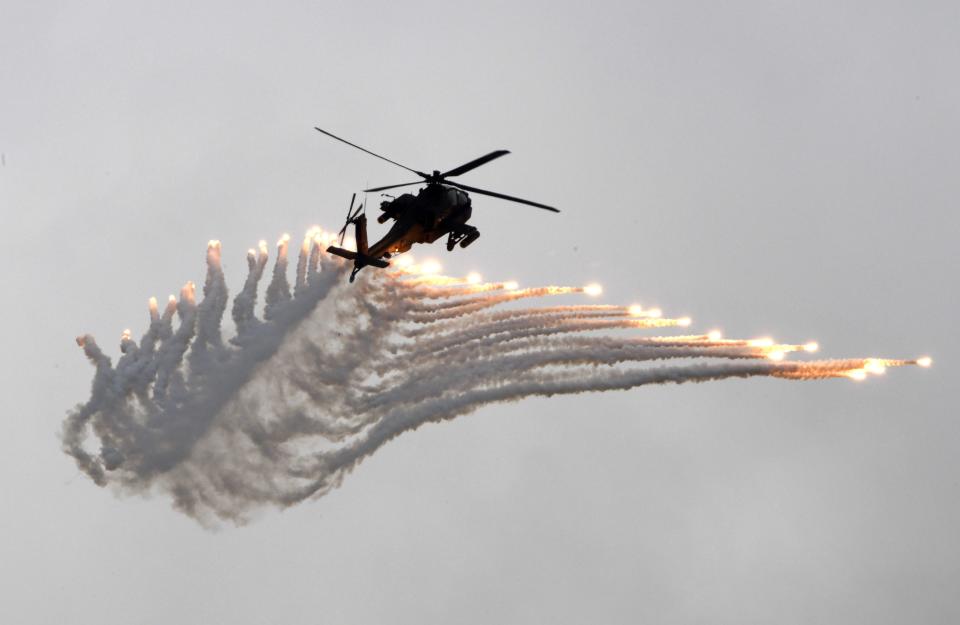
(315, 126, 559, 282)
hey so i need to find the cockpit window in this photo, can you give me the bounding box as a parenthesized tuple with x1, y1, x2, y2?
(446, 189, 468, 205)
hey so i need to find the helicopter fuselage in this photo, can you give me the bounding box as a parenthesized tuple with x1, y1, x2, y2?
(367, 183, 478, 258)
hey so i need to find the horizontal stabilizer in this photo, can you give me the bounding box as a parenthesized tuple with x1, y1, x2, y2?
(327, 246, 357, 260)
(327, 246, 390, 270)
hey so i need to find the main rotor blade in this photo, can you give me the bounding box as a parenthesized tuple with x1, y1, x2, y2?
(445, 181, 559, 213)
(314, 127, 427, 178)
(364, 181, 424, 193)
(441, 150, 510, 178)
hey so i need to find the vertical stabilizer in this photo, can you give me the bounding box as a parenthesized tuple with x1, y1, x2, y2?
(354, 214, 369, 255)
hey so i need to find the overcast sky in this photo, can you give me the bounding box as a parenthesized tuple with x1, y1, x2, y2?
(1, 1, 957, 623)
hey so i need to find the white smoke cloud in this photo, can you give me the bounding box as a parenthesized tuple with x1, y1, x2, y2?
(62, 231, 923, 526)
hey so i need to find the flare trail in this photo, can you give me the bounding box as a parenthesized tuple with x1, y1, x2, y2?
(62, 229, 928, 524)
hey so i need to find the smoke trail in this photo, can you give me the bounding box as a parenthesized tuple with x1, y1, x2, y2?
(264, 234, 292, 318)
(232, 240, 268, 333)
(281, 358, 901, 504)
(62, 230, 927, 525)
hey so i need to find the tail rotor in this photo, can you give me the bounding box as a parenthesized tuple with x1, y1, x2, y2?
(337, 193, 364, 246)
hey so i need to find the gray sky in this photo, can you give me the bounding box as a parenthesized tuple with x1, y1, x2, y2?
(1, 1, 957, 623)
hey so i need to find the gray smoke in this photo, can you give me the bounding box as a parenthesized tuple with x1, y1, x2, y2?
(62, 234, 918, 526)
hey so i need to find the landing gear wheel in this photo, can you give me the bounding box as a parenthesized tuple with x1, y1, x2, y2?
(460, 229, 480, 248)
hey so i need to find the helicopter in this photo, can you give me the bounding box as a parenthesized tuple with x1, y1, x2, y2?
(315, 126, 559, 282)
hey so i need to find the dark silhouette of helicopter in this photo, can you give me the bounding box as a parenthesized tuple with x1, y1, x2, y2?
(315, 127, 559, 282)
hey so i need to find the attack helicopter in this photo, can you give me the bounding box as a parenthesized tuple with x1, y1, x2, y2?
(315, 126, 559, 282)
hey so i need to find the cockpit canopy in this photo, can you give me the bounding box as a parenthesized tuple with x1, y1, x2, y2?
(446, 187, 470, 206)
(416, 184, 470, 207)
